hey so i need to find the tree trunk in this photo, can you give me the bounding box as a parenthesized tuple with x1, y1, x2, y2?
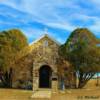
(78, 72, 95, 88)
(78, 80, 88, 88)
(0, 68, 13, 88)
(96, 73, 99, 86)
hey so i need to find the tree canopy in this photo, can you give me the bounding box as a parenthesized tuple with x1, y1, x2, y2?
(60, 28, 100, 88)
(0, 29, 28, 87)
(0, 29, 28, 70)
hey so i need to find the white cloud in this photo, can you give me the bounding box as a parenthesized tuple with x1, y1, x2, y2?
(89, 21, 100, 34)
(46, 22, 76, 31)
(0, 0, 100, 39)
(90, 0, 100, 6)
(22, 28, 43, 39)
(57, 37, 65, 44)
(0, 0, 79, 31)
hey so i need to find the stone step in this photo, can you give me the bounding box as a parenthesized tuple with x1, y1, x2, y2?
(31, 89, 52, 99)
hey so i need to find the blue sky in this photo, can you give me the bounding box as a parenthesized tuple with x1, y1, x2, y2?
(0, 0, 100, 44)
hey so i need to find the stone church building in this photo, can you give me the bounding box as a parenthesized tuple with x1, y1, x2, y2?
(12, 34, 76, 92)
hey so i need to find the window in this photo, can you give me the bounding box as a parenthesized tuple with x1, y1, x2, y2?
(43, 40, 48, 47)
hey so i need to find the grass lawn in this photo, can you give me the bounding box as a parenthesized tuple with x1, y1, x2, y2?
(0, 79, 100, 100)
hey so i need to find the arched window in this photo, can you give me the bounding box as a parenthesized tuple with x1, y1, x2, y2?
(43, 40, 48, 47)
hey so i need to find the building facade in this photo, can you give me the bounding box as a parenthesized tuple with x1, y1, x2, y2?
(12, 34, 76, 91)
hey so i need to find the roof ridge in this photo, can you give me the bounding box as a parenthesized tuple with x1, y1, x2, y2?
(29, 34, 61, 46)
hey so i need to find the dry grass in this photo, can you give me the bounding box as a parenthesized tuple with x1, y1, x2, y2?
(0, 79, 100, 100)
(0, 89, 32, 100)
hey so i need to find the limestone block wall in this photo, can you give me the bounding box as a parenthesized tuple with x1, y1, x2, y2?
(31, 35, 60, 91)
(12, 34, 76, 90)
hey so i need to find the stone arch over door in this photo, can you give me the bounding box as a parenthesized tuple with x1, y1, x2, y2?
(39, 65, 52, 88)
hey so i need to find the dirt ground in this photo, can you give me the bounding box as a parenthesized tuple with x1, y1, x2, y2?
(0, 79, 100, 100)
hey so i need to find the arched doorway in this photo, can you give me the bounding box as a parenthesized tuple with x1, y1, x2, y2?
(39, 65, 52, 88)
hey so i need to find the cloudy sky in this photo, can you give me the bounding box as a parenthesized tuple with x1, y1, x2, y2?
(0, 0, 100, 43)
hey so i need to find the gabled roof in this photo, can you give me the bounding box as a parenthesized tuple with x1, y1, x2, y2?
(29, 34, 61, 46)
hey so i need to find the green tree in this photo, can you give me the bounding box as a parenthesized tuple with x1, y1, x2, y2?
(0, 29, 28, 87)
(60, 28, 100, 88)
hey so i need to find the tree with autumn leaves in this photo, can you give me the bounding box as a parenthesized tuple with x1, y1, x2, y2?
(60, 28, 100, 88)
(0, 29, 28, 87)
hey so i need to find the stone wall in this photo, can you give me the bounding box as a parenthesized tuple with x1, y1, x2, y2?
(31, 35, 59, 91)
(12, 34, 76, 90)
